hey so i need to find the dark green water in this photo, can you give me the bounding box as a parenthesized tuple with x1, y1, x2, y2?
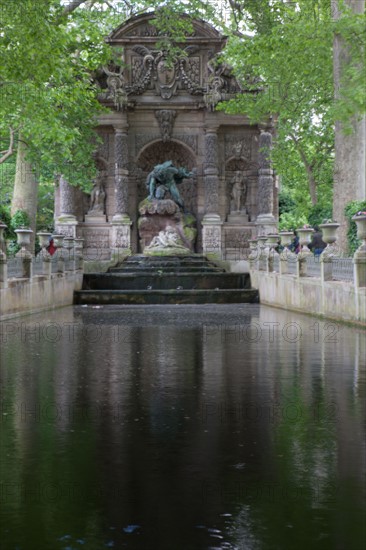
(0, 304, 365, 550)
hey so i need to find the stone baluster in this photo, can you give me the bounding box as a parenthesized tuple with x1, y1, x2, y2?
(74, 238, 84, 271)
(320, 255, 334, 282)
(202, 125, 222, 258)
(37, 231, 52, 279)
(15, 228, 33, 279)
(279, 231, 294, 275)
(257, 236, 268, 271)
(53, 235, 65, 273)
(63, 237, 75, 271)
(112, 123, 132, 255)
(296, 227, 314, 277)
(248, 239, 259, 270)
(266, 234, 280, 273)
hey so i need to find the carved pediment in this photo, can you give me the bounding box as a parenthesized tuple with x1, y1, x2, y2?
(99, 13, 255, 108)
(108, 13, 224, 43)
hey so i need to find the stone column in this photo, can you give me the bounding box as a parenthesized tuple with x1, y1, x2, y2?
(202, 126, 222, 258)
(0, 254, 8, 289)
(112, 123, 132, 257)
(256, 128, 277, 236)
(56, 175, 78, 238)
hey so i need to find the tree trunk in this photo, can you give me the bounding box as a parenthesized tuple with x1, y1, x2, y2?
(332, 0, 366, 253)
(11, 138, 39, 253)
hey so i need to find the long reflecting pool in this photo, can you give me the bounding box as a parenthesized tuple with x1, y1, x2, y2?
(0, 304, 365, 550)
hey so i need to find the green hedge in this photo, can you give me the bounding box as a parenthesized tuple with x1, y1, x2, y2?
(345, 200, 366, 254)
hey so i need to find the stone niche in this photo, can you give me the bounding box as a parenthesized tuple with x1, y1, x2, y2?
(55, 13, 278, 261)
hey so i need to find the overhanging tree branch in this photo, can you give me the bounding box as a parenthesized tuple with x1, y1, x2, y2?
(0, 128, 16, 164)
(62, 0, 89, 16)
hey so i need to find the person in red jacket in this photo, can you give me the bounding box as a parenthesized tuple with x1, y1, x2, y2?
(46, 238, 57, 256)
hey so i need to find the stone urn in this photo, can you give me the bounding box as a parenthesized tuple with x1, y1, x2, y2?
(352, 214, 366, 252)
(297, 227, 314, 254)
(53, 234, 65, 248)
(319, 223, 339, 245)
(279, 231, 294, 248)
(15, 227, 33, 257)
(266, 233, 280, 248)
(319, 222, 340, 257)
(37, 231, 52, 258)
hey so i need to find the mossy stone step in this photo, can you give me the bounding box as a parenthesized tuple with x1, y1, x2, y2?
(74, 289, 259, 305)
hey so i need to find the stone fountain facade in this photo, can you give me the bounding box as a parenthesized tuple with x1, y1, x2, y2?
(54, 14, 278, 261)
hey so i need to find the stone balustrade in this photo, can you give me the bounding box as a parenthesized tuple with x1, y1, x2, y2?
(0, 235, 84, 320)
(249, 224, 366, 324)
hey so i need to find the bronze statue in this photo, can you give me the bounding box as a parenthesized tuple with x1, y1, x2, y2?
(145, 160, 194, 210)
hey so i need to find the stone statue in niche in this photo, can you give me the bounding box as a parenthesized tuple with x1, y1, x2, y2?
(103, 63, 127, 111)
(230, 171, 247, 213)
(145, 160, 194, 210)
(88, 173, 106, 215)
(204, 51, 243, 109)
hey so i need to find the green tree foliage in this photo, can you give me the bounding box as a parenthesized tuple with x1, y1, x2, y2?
(217, 0, 365, 217)
(0, 0, 117, 185)
(344, 200, 366, 254)
(218, 1, 334, 208)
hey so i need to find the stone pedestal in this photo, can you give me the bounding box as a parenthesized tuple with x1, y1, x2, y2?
(255, 215, 277, 237)
(85, 214, 107, 224)
(80, 222, 111, 261)
(227, 211, 249, 224)
(138, 199, 196, 253)
(42, 257, 52, 279)
(55, 219, 78, 239)
(15, 252, 32, 279)
(111, 217, 133, 258)
(202, 214, 223, 259)
(354, 253, 366, 288)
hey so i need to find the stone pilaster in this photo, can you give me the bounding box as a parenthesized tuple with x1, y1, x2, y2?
(113, 124, 130, 222)
(59, 175, 76, 221)
(112, 122, 132, 254)
(202, 126, 222, 258)
(256, 128, 277, 236)
(56, 175, 78, 236)
(203, 127, 220, 217)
